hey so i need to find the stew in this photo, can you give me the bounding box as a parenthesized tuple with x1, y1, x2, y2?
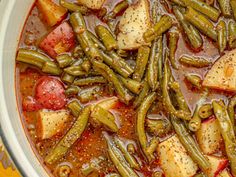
(15, 0, 236, 176)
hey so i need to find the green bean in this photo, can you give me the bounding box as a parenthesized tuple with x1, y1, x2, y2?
(145, 138, 159, 157)
(104, 51, 134, 78)
(147, 38, 160, 91)
(137, 92, 157, 161)
(105, 0, 129, 20)
(65, 86, 80, 96)
(169, 81, 190, 111)
(144, 15, 173, 42)
(152, 171, 163, 177)
(133, 46, 150, 82)
(16, 49, 51, 68)
(64, 65, 87, 76)
(127, 144, 136, 154)
(185, 7, 217, 41)
(93, 61, 133, 104)
(168, 29, 179, 70)
(146, 119, 171, 137)
(74, 76, 106, 86)
(179, 55, 211, 68)
(45, 106, 91, 164)
(88, 31, 107, 51)
(181, 0, 220, 21)
(228, 20, 236, 49)
(80, 156, 105, 176)
(228, 95, 236, 127)
(198, 104, 213, 119)
(173, 6, 203, 50)
(185, 74, 202, 89)
(70, 12, 101, 60)
(95, 25, 118, 51)
(42, 61, 62, 75)
(170, 0, 186, 6)
(212, 101, 236, 176)
(91, 105, 118, 132)
(133, 80, 150, 108)
(73, 45, 84, 58)
(61, 73, 75, 84)
(189, 105, 201, 132)
(231, 0, 236, 20)
(57, 165, 71, 177)
(114, 137, 140, 170)
(171, 116, 211, 171)
(99, 52, 131, 78)
(118, 75, 142, 94)
(218, 0, 231, 17)
(104, 134, 138, 177)
(59, 0, 88, 14)
(56, 54, 74, 68)
(81, 59, 91, 72)
(194, 173, 207, 177)
(105, 173, 120, 177)
(117, 49, 129, 58)
(217, 20, 227, 54)
(67, 100, 82, 117)
(163, 59, 191, 120)
(158, 37, 163, 87)
(78, 86, 102, 103)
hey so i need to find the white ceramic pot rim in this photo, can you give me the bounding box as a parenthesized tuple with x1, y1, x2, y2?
(0, 0, 49, 176)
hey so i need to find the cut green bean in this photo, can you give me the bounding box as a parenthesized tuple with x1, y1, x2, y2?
(117, 49, 129, 58)
(173, 6, 203, 50)
(133, 80, 150, 108)
(189, 104, 201, 132)
(45, 106, 91, 164)
(78, 86, 102, 103)
(59, 0, 88, 14)
(218, 0, 231, 17)
(81, 59, 91, 73)
(95, 25, 118, 51)
(73, 45, 84, 58)
(127, 144, 136, 154)
(133, 46, 150, 82)
(198, 104, 213, 119)
(65, 86, 80, 96)
(88, 31, 106, 51)
(179, 55, 211, 68)
(162, 59, 191, 120)
(104, 134, 138, 177)
(118, 75, 142, 94)
(168, 28, 179, 69)
(231, 0, 236, 20)
(137, 92, 157, 161)
(171, 116, 211, 171)
(228, 95, 236, 127)
(91, 105, 118, 132)
(181, 0, 220, 21)
(114, 137, 140, 170)
(217, 20, 227, 54)
(105, 0, 129, 20)
(144, 15, 173, 42)
(93, 61, 133, 104)
(229, 20, 236, 49)
(74, 76, 106, 86)
(67, 100, 82, 117)
(212, 101, 236, 176)
(42, 61, 62, 75)
(70, 12, 101, 60)
(185, 7, 217, 41)
(152, 171, 163, 177)
(16, 49, 51, 68)
(61, 72, 75, 84)
(56, 54, 74, 68)
(185, 74, 202, 89)
(146, 118, 171, 137)
(64, 65, 87, 76)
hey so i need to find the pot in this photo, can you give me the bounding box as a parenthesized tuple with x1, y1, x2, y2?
(0, 0, 48, 176)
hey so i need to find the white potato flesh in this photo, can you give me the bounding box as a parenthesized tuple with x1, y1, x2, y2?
(36, 109, 69, 139)
(158, 135, 198, 177)
(203, 49, 236, 92)
(77, 0, 105, 10)
(205, 155, 228, 177)
(117, 0, 151, 50)
(196, 118, 222, 154)
(217, 169, 232, 177)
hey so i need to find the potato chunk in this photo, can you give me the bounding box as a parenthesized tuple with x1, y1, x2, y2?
(77, 0, 105, 10)
(36, 109, 69, 139)
(117, 0, 151, 50)
(203, 49, 236, 92)
(158, 135, 198, 177)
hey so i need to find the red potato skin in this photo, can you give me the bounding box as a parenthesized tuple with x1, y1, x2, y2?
(214, 159, 229, 177)
(35, 76, 67, 110)
(39, 22, 75, 58)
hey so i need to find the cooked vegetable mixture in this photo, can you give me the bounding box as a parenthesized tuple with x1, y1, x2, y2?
(16, 0, 236, 176)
